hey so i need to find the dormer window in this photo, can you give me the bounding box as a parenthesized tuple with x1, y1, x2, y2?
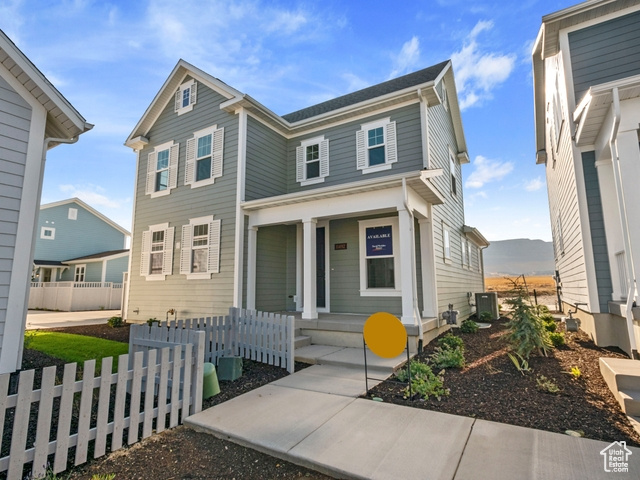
(175, 79, 197, 115)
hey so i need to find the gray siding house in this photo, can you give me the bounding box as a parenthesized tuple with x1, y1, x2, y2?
(125, 59, 487, 349)
(533, 0, 640, 358)
(0, 30, 91, 373)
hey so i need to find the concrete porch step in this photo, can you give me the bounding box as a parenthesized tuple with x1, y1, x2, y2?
(295, 344, 411, 375)
(599, 357, 640, 416)
(294, 335, 311, 349)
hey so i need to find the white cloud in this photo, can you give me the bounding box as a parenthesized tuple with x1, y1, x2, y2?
(451, 20, 516, 109)
(465, 155, 514, 189)
(59, 184, 127, 209)
(342, 72, 370, 92)
(524, 177, 544, 192)
(389, 36, 421, 78)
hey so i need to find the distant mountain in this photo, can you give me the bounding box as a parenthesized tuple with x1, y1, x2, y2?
(483, 239, 554, 277)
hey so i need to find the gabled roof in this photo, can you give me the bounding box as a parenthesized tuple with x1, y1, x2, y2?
(0, 29, 92, 143)
(64, 249, 129, 263)
(40, 197, 130, 237)
(126, 58, 468, 155)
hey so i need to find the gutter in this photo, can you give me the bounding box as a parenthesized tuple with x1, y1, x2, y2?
(402, 178, 423, 343)
(609, 87, 639, 359)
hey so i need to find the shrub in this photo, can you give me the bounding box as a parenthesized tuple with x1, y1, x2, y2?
(538, 312, 555, 323)
(397, 361, 449, 400)
(460, 319, 479, 334)
(478, 311, 493, 323)
(437, 333, 464, 352)
(430, 346, 465, 369)
(504, 296, 550, 359)
(549, 331, 566, 347)
(536, 305, 550, 315)
(543, 320, 557, 332)
(107, 316, 124, 328)
(566, 366, 581, 379)
(536, 375, 560, 394)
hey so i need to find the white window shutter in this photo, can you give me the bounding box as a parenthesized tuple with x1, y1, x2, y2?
(386, 121, 397, 164)
(162, 227, 174, 275)
(174, 90, 181, 112)
(208, 219, 221, 274)
(319, 139, 329, 177)
(296, 146, 304, 182)
(212, 127, 224, 179)
(190, 82, 197, 106)
(356, 130, 366, 170)
(146, 152, 156, 195)
(169, 143, 179, 190)
(180, 225, 192, 275)
(140, 230, 151, 276)
(185, 138, 196, 185)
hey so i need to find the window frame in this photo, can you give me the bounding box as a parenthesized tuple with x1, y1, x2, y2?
(356, 118, 397, 174)
(449, 150, 458, 196)
(296, 135, 329, 186)
(175, 79, 197, 115)
(41, 227, 55, 240)
(185, 125, 224, 188)
(140, 223, 174, 281)
(146, 141, 179, 198)
(180, 215, 221, 279)
(443, 223, 451, 263)
(358, 217, 401, 297)
(68, 208, 78, 220)
(74, 264, 86, 282)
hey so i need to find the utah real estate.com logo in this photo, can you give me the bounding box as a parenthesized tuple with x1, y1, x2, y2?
(600, 441, 632, 473)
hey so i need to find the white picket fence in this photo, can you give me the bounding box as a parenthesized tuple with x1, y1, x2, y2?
(130, 307, 295, 374)
(29, 282, 123, 311)
(0, 331, 204, 480)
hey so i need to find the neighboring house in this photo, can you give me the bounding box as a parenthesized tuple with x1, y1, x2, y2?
(0, 30, 91, 373)
(32, 198, 130, 284)
(533, 0, 640, 358)
(124, 59, 488, 350)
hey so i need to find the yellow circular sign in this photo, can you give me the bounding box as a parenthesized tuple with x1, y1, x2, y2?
(363, 312, 407, 358)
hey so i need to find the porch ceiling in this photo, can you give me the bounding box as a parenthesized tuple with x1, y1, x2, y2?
(242, 169, 445, 212)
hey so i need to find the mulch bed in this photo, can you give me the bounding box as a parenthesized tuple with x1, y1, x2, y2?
(367, 316, 640, 446)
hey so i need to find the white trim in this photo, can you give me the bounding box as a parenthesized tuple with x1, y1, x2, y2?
(302, 219, 318, 320)
(297, 135, 329, 186)
(175, 79, 196, 115)
(443, 222, 451, 262)
(141, 222, 172, 281)
(74, 264, 86, 282)
(419, 215, 438, 317)
(357, 117, 397, 174)
(147, 140, 178, 198)
(234, 108, 247, 307)
(358, 217, 401, 297)
(449, 148, 458, 196)
(185, 125, 224, 188)
(316, 220, 330, 313)
(419, 94, 430, 169)
(68, 207, 77, 220)
(40, 226, 55, 240)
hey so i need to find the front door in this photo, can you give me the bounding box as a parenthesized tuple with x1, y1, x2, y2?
(316, 227, 326, 309)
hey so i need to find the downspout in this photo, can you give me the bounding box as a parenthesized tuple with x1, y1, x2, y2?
(402, 178, 423, 344)
(609, 87, 639, 359)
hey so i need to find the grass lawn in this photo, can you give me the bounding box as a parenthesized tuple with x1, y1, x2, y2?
(25, 331, 129, 373)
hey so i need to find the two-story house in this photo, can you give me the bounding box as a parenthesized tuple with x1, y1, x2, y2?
(0, 29, 91, 373)
(533, 0, 640, 358)
(125, 59, 487, 350)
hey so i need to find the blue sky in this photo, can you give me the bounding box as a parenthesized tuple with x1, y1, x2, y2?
(1, 0, 576, 242)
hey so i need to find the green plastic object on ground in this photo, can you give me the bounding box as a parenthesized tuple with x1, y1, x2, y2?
(202, 362, 220, 399)
(218, 356, 243, 381)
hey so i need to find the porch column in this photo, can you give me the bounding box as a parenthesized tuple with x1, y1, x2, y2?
(398, 208, 416, 325)
(302, 218, 317, 320)
(246, 226, 258, 310)
(419, 216, 438, 318)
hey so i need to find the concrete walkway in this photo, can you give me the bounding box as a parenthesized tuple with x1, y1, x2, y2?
(25, 309, 121, 329)
(186, 357, 640, 479)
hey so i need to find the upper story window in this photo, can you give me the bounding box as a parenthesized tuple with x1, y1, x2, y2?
(180, 215, 221, 279)
(356, 118, 397, 174)
(449, 151, 457, 196)
(140, 223, 174, 281)
(175, 79, 197, 115)
(146, 141, 179, 198)
(41, 227, 55, 240)
(296, 136, 329, 186)
(68, 208, 77, 220)
(185, 125, 224, 188)
(443, 223, 451, 262)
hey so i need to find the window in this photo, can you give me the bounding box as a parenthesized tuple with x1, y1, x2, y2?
(467, 240, 472, 269)
(296, 136, 329, 185)
(441, 81, 448, 111)
(477, 246, 482, 273)
(180, 216, 221, 279)
(356, 118, 397, 174)
(443, 224, 451, 261)
(74, 265, 85, 282)
(461, 235, 467, 266)
(146, 141, 179, 197)
(555, 214, 564, 258)
(140, 223, 174, 280)
(68, 208, 78, 220)
(41, 227, 55, 240)
(450, 151, 457, 196)
(175, 79, 197, 115)
(185, 126, 224, 188)
(358, 217, 400, 296)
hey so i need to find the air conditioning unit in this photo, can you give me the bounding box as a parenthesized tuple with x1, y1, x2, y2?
(475, 292, 499, 320)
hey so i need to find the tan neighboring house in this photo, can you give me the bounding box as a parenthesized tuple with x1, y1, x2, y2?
(533, 0, 640, 358)
(0, 30, 92, 373)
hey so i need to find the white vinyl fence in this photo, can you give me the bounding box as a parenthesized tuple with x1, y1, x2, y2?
(0, 332, 204, 480)
(29, 282, 123, 311)
(131, 307, 295, 374)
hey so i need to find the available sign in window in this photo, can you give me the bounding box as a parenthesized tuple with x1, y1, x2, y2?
(366, 225, 394, 288)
